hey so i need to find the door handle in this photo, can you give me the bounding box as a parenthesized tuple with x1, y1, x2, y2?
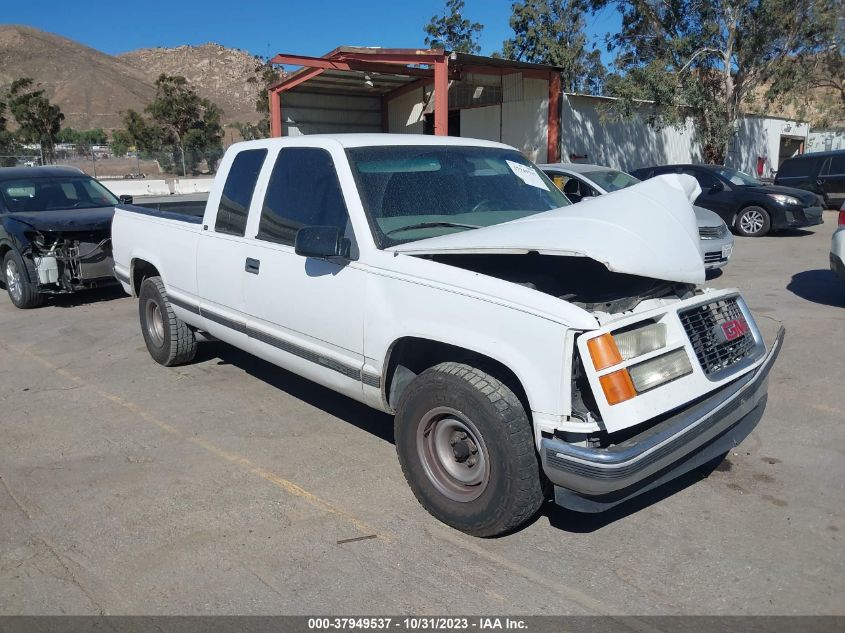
(245, 257, 260, 274)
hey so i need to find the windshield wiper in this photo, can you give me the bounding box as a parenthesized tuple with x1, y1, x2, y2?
(385, 221, 481, 237)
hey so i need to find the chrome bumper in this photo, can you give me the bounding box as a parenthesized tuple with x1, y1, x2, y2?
(542, 326, 784, 512)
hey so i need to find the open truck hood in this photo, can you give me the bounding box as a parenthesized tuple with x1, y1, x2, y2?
(389, 174, 706, 285)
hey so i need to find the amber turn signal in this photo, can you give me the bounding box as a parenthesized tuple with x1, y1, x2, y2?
(587, 333, 623, 370)
(599, 369, 637, 405)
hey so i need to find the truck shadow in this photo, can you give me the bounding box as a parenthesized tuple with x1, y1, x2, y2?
(538, 456, 724, 534)
(195, 340, 396, 444)
(787, 269, 845, 308)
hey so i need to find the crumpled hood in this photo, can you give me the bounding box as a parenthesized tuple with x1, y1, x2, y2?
(3, 207, 115, 232)
(390, 174, 706, 284)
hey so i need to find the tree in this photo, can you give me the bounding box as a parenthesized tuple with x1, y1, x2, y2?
(6, 78, 64, 163)
(0, 99, 16, 167)
(243, 60, 283, 139)
(765, 11, 845, 127)
(502, 0, 606, 94)
(123, 74, 224, 174)
(110, 129, 133, 157)
(57, 127, 109, 155)
(594, 0, 839, 163)
(424, 0, 484, 54)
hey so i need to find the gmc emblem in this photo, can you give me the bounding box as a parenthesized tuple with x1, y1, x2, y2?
(717, 318, 749, 342)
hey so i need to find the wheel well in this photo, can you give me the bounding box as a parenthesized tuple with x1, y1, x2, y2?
(384, 337, 531, 417)
(131, 259, 160, 296)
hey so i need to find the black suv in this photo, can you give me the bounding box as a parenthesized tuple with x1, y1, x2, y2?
(774, 150, 844, 210)
(630, 164, 824, 237)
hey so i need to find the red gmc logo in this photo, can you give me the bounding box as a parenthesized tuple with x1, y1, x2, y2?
(720, 318, 749, 341)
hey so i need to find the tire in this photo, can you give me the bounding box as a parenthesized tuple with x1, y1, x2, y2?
(734, 206, 771, 237)
(138, 276, 197, 366)
(394, 362, 544, 537)
(3, 250, 45, 309)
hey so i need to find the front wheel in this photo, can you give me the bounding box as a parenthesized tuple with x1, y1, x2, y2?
(394, 362, 544, 537)
(735, 206, 771, 237)
(138, 276, 197, 366)
(3, 250, 44, 309)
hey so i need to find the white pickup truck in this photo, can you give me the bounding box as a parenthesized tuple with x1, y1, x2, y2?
(112, 134, 783, 536)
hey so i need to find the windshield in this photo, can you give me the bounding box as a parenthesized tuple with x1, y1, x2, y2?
(0, 176, 119, 213)
(712, 167, 761, 187)
(346, 146, 569, 247)
(581, 168, 640, 192)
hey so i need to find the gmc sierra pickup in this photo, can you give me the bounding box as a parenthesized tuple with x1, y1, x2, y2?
(112, 134, 783, 536)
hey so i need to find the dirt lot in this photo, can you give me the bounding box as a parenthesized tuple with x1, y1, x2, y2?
(0, 213, 842, 616)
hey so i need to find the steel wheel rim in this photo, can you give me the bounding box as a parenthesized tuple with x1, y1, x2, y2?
(145, 300, 165, 346)
(741, 209, 764, 234)
(417, 406, 490, 502)
(5, 260, 22, 302)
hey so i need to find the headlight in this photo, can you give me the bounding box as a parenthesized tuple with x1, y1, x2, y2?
(613, 323, 666, 360)
(628, 348, 693, 393)
(767, 193, 800, 206)
(586, 322, 667, 370)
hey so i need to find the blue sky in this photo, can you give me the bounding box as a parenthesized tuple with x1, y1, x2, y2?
(4, 0, 621, 66)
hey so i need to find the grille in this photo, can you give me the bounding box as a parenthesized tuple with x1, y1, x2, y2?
(703, 251, 726, 263)
(698, 224, 727, 239)
(679, 298, 756, 376)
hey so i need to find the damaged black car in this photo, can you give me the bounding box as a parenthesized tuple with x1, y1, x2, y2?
(0, 166, 129, 308)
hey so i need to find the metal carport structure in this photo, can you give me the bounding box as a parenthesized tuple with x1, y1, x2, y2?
(267, 47, 563, 162)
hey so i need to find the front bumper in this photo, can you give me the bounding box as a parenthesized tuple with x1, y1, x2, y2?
(772, 205, 824, 229)
(541, 326, 784, 512)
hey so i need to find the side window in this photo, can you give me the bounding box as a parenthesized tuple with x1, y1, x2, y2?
(257, 148, 350, 246)
(823, 156, 845, 176)
(682, 168, 719, 190)
(215, 149, 267, 236)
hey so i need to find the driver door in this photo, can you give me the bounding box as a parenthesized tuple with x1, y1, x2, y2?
(242, 146, 366, 401)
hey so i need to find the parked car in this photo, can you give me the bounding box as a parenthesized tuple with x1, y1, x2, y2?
(630, 164, 824, 237)
(540, 163, 734, 270)
(831, 202, 845, 282)
(112, 135, 782, 536)
(775, 150, 845, 210)
(0, 166, 131, 308)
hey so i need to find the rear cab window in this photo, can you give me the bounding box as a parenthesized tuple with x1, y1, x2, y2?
(215, 149, 267, 236)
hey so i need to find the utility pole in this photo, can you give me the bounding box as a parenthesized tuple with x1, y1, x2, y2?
(91, 146, 97, 178)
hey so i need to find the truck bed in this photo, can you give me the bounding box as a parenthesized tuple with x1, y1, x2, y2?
(117, 203, 205, 224)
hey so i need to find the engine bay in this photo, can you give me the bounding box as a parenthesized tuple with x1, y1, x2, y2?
(26, 230, 114, 293)
(427, 252, 696, 313)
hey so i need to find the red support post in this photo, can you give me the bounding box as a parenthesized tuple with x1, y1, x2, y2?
(433, 55, 449, 136)
(547, 72, 561, 162)
(270, 89, 282, 138)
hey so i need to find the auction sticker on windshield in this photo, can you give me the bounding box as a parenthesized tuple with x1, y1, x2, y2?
(506, 160, 549, 191)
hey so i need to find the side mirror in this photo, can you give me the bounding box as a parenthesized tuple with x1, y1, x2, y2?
(118, 194, 133, 204)
(295, 226, 350, 260)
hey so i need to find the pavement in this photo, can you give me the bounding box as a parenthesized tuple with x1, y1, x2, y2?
(0, 212, 842, 616)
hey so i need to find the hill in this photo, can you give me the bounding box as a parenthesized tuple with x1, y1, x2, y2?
(119, 44, 265, 125)
(0, 25, 155, 130)
(0, 25, 267, 131)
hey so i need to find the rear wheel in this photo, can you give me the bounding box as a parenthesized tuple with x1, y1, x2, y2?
(735, 206, 771, 237)
(138, 276, 197, 366)
(394, 362, 544, 537)
(3, 250, 44, 309)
